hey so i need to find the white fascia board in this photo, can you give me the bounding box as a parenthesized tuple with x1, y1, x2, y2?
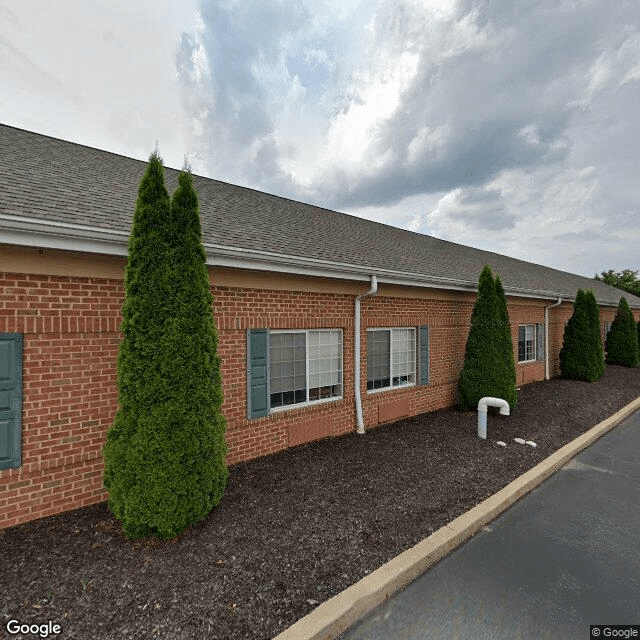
(204, 243, 478, 289)
(205, 245, 573, 300)
(0, 215, 629, 306)
(0, 217, 130, 255)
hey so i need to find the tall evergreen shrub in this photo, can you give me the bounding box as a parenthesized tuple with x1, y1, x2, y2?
(584, 290, 605, 380)
(494, 275, 518, 408)
(103, 152, 173, 537)
(560, 289, 603, 381)
(458, 265, 517, 410)
(103, 154, 227, 539)
(605, 297, 640, 367)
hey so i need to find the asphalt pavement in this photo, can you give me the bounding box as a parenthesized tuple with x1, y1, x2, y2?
(338, 408, 640, 640)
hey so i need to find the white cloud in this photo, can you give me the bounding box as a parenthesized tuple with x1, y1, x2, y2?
(406, 123, 451, 165)
(616, 30, 640, 87)
(320, 50, 421, 168)
(581, 27, 640, 105)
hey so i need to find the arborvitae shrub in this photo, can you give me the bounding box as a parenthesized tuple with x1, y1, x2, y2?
(103, 152, 174, 538)
(584, 290, 605, 380)
(605, 297, 640, 367)
(458, 265, 517, 410)
(103, 155, 227, 539)
(494, 275, 518, 409)
(560, 289, 604, 381)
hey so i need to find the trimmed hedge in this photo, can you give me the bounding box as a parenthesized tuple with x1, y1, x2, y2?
(103, 155, 228, 539)
(458, 265, 517, 411)
(605, 297, 640, 367)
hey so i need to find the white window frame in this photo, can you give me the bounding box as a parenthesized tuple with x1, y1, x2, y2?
(269, 329, 343, 412)
(366, 327, 416, 393)
(518, 324, 537, 363)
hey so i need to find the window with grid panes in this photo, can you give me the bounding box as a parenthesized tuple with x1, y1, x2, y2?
(367, 328, 416, 390)
(308, 330, 342, 401)
(518, 324, 536, 363)
(269, 330, 342, 409)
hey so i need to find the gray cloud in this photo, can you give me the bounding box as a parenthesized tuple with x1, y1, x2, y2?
(175, 0, 640, 278)
(176, 0, 312, 191)
(313, 0, 630, 209)
(431, 185, 516, 233)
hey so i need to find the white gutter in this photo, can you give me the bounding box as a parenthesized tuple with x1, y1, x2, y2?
(0, 215, 632, 307)
(544, 297, 562, 380)
(355, 276, 378, 434)
(0, 215, 130, 255)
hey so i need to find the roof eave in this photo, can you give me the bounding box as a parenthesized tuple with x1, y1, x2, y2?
(0, 217, 629, 307)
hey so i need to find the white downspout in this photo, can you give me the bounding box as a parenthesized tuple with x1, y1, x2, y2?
(355, 276, 378, 434)
(544, 297, 562, 380)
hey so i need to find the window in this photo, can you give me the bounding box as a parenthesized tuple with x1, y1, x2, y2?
(268, 329, 343, 409)
(247, 325, 428, 420)
(518, 324, 536, 363)
(256, 329, 343, 412)
(366, 329, 390, 390)
(308, 330, 343, 402)
(367, 328, 416, 391)
(269, 332, 307, 408)
(247, 328, 342, 418)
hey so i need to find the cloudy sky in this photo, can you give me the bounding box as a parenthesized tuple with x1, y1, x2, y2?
(1, 0, 639, 279)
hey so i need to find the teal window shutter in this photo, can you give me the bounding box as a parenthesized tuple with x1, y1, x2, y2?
(536, 323, 545, 361)
(418, 325, 429, 384)
(247, 329, 268, 419)
(0, 333, 23, 470)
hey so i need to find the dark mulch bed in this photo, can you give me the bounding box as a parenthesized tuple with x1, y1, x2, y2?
(2, 366, 639, 640)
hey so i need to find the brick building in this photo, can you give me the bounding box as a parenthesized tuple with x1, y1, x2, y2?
(1, 123, 639, 529)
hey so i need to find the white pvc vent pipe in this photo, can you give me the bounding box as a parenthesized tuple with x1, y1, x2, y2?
(478, 397, 510, 439)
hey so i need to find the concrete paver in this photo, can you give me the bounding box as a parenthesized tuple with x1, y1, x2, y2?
(338, 409, 640, 640)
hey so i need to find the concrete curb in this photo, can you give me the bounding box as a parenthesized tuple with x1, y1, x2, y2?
(273, 395, 640, 640)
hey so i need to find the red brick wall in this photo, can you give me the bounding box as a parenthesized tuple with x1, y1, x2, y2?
(0, 274, 122, 529)
(214, 285, 356, 464)
(1, 270, 637, 529)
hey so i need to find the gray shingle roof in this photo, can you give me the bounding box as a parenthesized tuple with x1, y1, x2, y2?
(1, 123, 638, 308)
